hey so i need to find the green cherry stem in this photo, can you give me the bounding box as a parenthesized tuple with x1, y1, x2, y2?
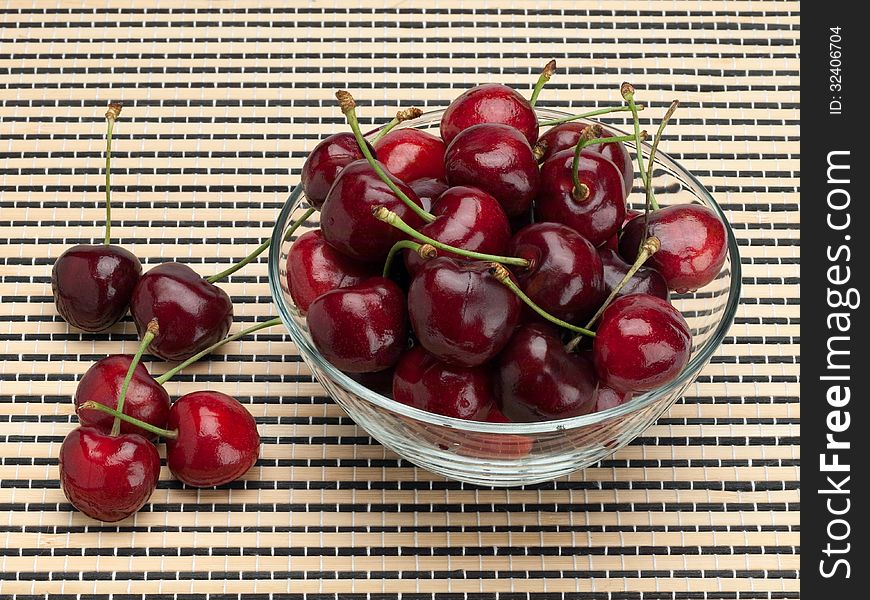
(372, 107, 424, 143)
(372, 206, 530, 268)
(620, 82, 658, 210)
(382, 240, 437, 277)
(82, 401, 178, 440)
(571, 127, 644, 201)
(529, 59, 557, 107)
(335, 91, 435, 223)
(537, 104, 643, 128)
(155, 317, 283, 385)
(103, 103, 122, 245)
(641, 99, 679, 243)
(488, 263, 595, 337)
(111, 318, 158, 436)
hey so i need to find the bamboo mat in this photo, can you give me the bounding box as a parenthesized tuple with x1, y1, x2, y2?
(0, 2, 799, 598)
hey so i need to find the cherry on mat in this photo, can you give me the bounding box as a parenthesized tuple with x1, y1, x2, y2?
(440, 82, 539, 146)
(300, 132, 375, 209)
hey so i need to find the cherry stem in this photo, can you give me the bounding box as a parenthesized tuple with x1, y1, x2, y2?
(155, 317, 283, 385)
(488, 263, 596, 338)
(372, 206, 530, 268)
(537, 104, 643, 128)
(641, 100, 679, 245)
(571, 128, 642, 201)
(103, 103, 121, 245)
(82, 401, 178, 440)
(111, 318, 158, 436)
(620, 82, 658, 211)
(335, 91, 436, 223)
(372, 107, 424, 143)
(529, 59, 557, 107)
(382, 240, 437, 277)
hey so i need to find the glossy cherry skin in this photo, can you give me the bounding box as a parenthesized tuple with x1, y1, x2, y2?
(619, 204, 728, 293)
(130, 262, 233, 362)
(59, 426, 160, 522)
(497, 324, 598, 421)
(594, 385, 632, 412)
(74, 355, 170, 439)
(408, 257, 521, 367)
(603, 209, 641, 252)
(301, 132, 375, 209)
(598, 247, 669, 301)
(592, 294, 692, 393)
(536, 123, 633, 195)
(307, 277, 408, 373)
(392, 346, 495, 420)
(404, 186, 512, 275)
(508, 223, 605, 321)
(536, 149, 626, 247)
(320, 159, 425, 262)
(409, 178, 449, 207)
(286, 229, 374, 313)
(373, 128, 446, 184)
(444, 123, 540, 217)
(440, 83, 539, 146)
(166, 391, 260, 488)
(52, 244, 142, 332)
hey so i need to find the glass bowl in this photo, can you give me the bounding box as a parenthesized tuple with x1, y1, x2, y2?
(268, 108, 741, 487)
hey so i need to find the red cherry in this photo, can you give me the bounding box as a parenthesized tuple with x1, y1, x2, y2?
(594, 385, 632, 412)
(536, 149, 626, 247)
(59, 426, 160, 522)
(409, 178, 450, 207)
(286, 229, 374, 313)
(51, 244, 142, 332)
(440, 83, 539, 146)
(598, 247, 669, 301)
(408, 257, 521, 367)
(74, 355, 170, 439)
(166, 391, 260, 488)
(603, 209, 641, 252)
(372, 128, 446, 184)
(592, 294, 691, 393)
(307, 277, 408, 373)
(130, 262, 233, 361)
(497, 324, 597, 421)
(392, 345, 495, 420)
(458, 406, 535, 459)
(320, 159, 425, 262)
(300, 132, 375, 209)
(508, 222, 605, 321)
(619, 204, 728, 292)
(537, 123, 633, 195)
(404, 186, 511, 275)
(444, 123, 540, 217)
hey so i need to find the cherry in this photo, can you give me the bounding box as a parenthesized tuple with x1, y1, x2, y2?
(592, 294, 691, 393)
(74, 355, 170, 439)
(300, 132, 375, 209)
(307, 277, 408, 373)
(508, 222, 605, 321)
(286, 229, 374, 312)
(619, 204, 728, 293)
(320, 159, 426, 262)
(497, 324, 598, 421)
(392, 345, 495, 420)
(404, 186, 511, 275)
(603, 209, 641, 252)
(440, 83, 539, 146)
(372, 128, 447, 185)
(535, 149, 626, 247)
(594, 385, 632, 412)
(457, 406, 535, 459)
(58, 426, 160, 522)
(409, 178, 449, 207)
(444, 123, 540, 217)
(408, 258, 521, 367)
(346, 367, 395, 397)
(130, 262, 233, 361)
(598, 247, 669, 301)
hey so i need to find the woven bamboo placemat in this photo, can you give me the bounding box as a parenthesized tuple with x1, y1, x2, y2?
(0, 1, 799, 598)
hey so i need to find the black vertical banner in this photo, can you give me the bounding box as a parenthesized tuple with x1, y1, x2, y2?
(802, 5, 866, 597)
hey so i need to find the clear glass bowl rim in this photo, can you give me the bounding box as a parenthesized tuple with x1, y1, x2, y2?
(268, 107, 742, 435)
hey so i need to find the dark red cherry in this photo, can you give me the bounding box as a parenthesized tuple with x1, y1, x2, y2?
(74, 355, 170, 439)
(598, 247, 669, 301)
(404, 186, 511, 275)
(444, 123, 540, 217)
(300, 132, 375, 209)
(409, 178, 449, 208)
(320, 159, 425, 262)
(392, 345, 495, 420)
(373, 128, 446, 184)
(536, 123, 633, 195)
(286, 229, 374, 313)
(594, 385, 632, 412)
(592, 294, 691, 393)
(51, 244, 142, 332)
(307, 277, 407, 373)
(59, 426, 160, 522)
(457, 406, 534, 459)
(408, 257, 521, 367)
(508, 223, 605, 321)
(497, 324, 597, 421)
(603, 209, 641, 252)
(619, 204, 728, 293)
(130, 262, 233, 362)
(535, 149, 626, 247)
(166, 390, 260, 487)
(440, 83, 539, 146)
